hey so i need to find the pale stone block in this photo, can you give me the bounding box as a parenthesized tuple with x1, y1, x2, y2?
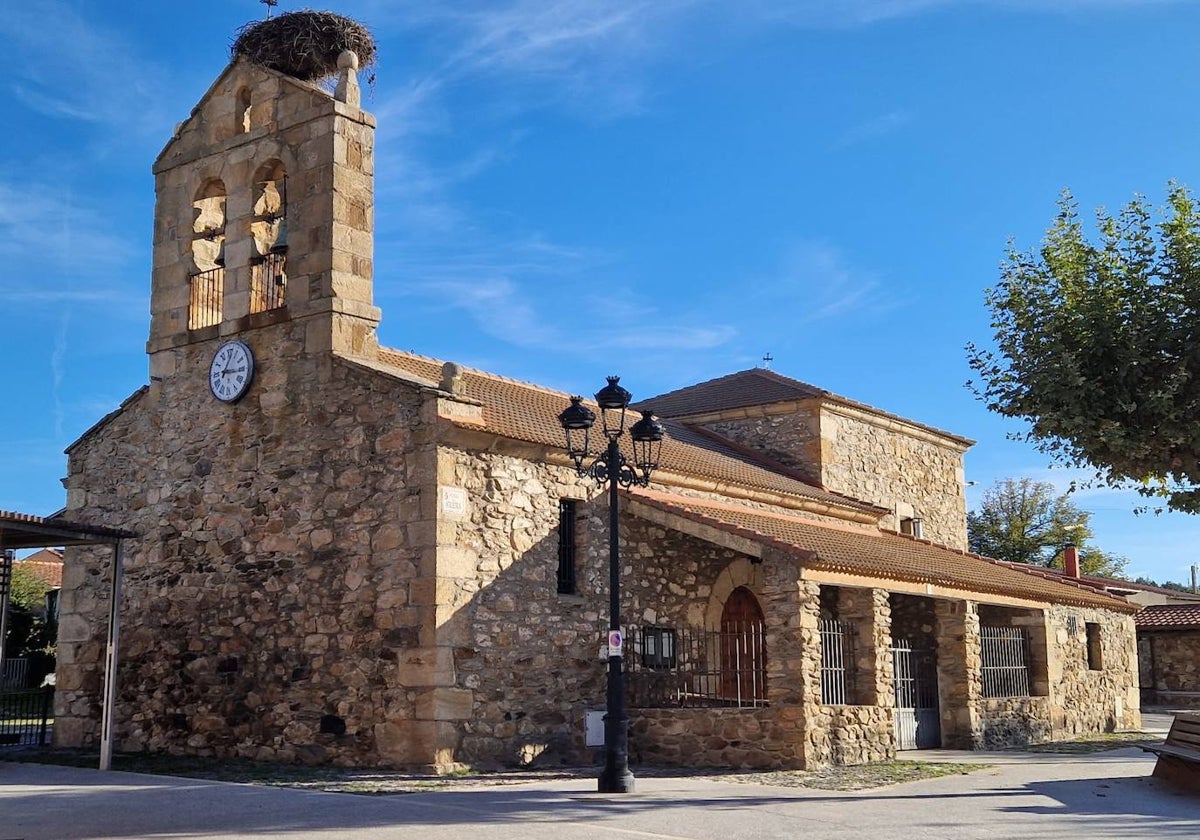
(415, 688, 475, 721)
(57, 615, 92, 644)
(395, 646, 456, 687)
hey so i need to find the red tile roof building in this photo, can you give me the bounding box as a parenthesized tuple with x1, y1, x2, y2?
(54, 51, 1143, 773)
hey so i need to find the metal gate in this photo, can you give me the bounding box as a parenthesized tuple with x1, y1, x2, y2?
(892, 640, 940, 750)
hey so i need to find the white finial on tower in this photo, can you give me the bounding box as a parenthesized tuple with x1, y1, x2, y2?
(335, 50, 361, 107)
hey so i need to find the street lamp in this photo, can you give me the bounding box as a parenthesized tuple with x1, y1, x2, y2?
(558, 376, 664, 794)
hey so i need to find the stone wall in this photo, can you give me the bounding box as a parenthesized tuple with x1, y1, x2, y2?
(1044, 606, 1140, 737)
(700, 402, 969, 550)
(431, 446, 604, 767)
(58, 343, 429, 765)
(936, 602, 1140, 749)
(631, 708, 780, 768)
(817, 407, 968, 550)
(808, 705, 894, 765)
(704, 406, 821, 480)
(1140, 631, 1200, 707)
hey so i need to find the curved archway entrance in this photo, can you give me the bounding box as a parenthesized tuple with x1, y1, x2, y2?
(720, 586, 766, 703)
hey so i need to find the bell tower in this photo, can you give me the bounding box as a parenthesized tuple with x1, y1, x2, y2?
(145, 49, 380, 383)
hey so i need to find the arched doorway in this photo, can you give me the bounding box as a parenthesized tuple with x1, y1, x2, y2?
(720, 586, 766, 703)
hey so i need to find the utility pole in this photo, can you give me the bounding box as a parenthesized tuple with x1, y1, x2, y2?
(0, 550, 12, 688)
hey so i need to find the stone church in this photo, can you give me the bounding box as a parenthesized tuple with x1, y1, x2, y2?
(55, 45, 1141, 771)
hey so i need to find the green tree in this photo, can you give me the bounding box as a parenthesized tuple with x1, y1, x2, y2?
(967, 477, 1128, 577)
(967, 185, 1200, 513)
(1134, 576, 1195, 593)
(3, 564, 56, 684)
(9, 563, 50, 612)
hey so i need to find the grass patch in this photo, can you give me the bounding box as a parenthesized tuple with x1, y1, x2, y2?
(712, 760, 991, 791)
(0, 749, 581, 795)
(1015, 732, 1158, 754)
(2, 750, 990, 795)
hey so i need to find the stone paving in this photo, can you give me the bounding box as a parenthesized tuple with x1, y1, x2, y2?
(2, 746, 1196, 840)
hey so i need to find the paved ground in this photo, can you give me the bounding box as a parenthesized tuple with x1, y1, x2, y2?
(2, 746, 1197, 840)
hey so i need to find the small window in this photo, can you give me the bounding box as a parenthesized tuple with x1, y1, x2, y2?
(641, 627, 677, 670)
(899, 517, 924, 539)
(556, 499, 577, 595)
(238, 88, 253, 133)
(1086, 623, 1103, 670)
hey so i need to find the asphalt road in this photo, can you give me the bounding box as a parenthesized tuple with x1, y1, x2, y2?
(2, 747, 1197, 840)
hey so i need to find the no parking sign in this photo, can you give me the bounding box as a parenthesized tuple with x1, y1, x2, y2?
(607, 630, 623, 656)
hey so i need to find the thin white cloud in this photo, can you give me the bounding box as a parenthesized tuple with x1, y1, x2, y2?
(835, 110, 913, 149)
(0, 182, 133, 279)
(752, 241, 894, 323)
(0, 2, 169, 133)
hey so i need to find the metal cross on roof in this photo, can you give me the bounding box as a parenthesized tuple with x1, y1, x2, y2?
(762, 353, 773, 369)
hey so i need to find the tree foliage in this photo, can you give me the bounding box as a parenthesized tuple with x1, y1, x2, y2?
(967, 185, 1200, 513)
(1134, 576, 1195, 593)
(967, 477, 1128, 577)
(9, 564, 50, 612)
(3, 564, 55, 673)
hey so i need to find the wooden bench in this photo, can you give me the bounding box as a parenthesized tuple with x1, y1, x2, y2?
(1141, 712, 1200, 794)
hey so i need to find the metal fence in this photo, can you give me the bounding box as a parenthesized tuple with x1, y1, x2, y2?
(1, 658, 29, 690)
(626, 625, 767, 709)
(189, 267, 224, 329)
(250, 253, 287, 313)
(0, 688, 53, 748)
(980, 626, 1031, 698)
(819, 619, 857, 705)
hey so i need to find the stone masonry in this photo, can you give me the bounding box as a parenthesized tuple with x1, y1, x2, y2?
(54, 43, 1141, 774)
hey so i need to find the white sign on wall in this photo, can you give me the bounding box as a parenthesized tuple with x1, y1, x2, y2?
(439, 486, 468, 518)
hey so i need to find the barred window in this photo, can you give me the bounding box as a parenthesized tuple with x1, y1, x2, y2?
(820, 619, 857, 705)
(641, 627, 677, 670)
(980, 626, 1030, 698)
(556, 499, 577, 594)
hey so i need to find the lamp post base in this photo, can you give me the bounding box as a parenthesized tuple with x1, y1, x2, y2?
(598, 767, 635, 794)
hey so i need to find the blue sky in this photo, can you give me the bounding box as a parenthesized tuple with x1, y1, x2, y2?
(3, 0, 1199, 586)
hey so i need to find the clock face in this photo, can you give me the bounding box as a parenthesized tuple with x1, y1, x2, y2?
(209, 340, 255, 403)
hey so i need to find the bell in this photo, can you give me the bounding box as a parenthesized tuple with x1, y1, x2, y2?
(214, 238, 225, 267)
(269, 218, 288, 254)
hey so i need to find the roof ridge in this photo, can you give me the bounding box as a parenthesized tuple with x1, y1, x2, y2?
(378, 347, 577, 402)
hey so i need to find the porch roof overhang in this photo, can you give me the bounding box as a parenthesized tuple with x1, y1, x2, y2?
(0, 509, 136, 550)
(626, 490, 1137, 614)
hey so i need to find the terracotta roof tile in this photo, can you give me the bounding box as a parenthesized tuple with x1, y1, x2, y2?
(1135, 604, 1200, 629)
(630, 490, 1136, 612)
(16, 550, 63, 588)
(637, 368, 973, 446)
(375, 349, 882, 515)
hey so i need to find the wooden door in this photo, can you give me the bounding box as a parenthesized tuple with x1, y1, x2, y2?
(720, 587, 766, 703)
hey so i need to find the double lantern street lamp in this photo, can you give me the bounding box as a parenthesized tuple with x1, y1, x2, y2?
(558, 376, 665, 794)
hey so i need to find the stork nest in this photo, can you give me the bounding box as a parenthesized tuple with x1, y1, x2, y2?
(231, 10, 377, 82)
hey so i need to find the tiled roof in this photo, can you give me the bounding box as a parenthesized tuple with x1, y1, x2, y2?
(637, 368, 973, 446)
(1136, 604, 1200, 629)
(629, 490, 1136, 612)
(374, 350, 883, 516)
(16, 549, 63, 588)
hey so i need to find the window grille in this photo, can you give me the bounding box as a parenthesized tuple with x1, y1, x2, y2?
(980, 626, 1030, 698)
(626, 625, 767, 709)
(188, 267, 224, 329)
(820, 619, 857, 705)
(556, 499, 577, 595)
(250, 253, 287, 314)
(641, 627, 677, 670)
